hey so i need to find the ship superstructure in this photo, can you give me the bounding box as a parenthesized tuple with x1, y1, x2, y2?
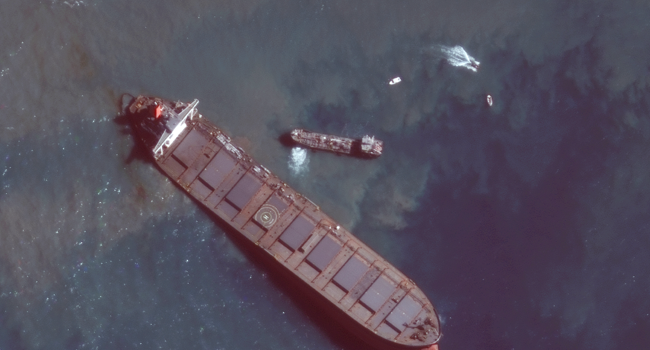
(127, 95, 440, 350)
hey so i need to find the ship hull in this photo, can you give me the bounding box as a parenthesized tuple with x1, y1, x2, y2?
(222, 219, 438, 350)
(289, 129, 382, 158)
(126, 96, 440, 349)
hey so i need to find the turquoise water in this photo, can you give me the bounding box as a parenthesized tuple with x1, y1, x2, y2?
(1, 1, 649, 349)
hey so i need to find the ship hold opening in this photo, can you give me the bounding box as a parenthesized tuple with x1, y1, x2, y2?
(305, 235, 342, 272)
(359, 276, 395, 314)
(125, 95, 443, 350)
(333, 256, 369, 292)
(279, 215, 316, 252)
(225, 172, 263, 211)
(385, 295, 422, 332)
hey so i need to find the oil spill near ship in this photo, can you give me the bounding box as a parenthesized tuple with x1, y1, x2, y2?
(2, 0, 650, 349)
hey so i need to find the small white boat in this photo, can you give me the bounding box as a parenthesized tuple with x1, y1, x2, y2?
(389, 77, 402, 85)
(486, 94, 493, 107)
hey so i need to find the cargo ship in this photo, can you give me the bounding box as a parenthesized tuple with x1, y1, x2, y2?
(290, 129, 383, 157)
(125, 95, 441, 350)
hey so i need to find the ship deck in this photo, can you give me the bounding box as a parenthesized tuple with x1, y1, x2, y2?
(134, 97, 441, 349)
(292, 129, 354, 154)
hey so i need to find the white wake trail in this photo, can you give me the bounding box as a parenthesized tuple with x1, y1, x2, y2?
(289, 147, 309, 176)
(427, 45, 480, 72)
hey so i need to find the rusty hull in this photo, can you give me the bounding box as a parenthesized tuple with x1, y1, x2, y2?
(127, 96, 441, 350)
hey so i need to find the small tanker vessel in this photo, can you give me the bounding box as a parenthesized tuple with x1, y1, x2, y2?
(290, 129, 383, 157)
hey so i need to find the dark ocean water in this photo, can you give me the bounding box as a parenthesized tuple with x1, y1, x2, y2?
(1, 0, 649, 349)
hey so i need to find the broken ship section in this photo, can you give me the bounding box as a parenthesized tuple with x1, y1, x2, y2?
(129, 96, 441, 350)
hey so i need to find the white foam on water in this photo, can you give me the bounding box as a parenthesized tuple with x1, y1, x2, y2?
(430, 45, 480, 72)
(288, 147, 308, 176)
(60, 0, 85, 7)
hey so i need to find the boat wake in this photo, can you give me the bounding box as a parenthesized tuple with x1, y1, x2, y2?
(425, 45, 480, 72)
(53, 0, 86, 7)
(289, 147, 309, 176)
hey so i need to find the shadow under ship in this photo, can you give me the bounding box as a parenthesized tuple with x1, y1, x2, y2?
(125, 95, 441, 350)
